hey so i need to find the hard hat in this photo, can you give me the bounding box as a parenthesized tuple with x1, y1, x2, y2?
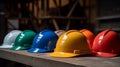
(10, 30, 36, 50)
(0, 30, 22, 48)
(54, 30, 66, 37)
(28, 29, 58, 53)
(50, 30, 91, 58)
(92, 29, 120, 57)
(80, 29, 95, 49)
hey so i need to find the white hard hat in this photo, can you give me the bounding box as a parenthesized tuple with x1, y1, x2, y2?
(0, 30, 22, 48)
(54, 30, 66, 37)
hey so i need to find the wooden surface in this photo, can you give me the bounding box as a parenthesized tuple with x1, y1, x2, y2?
(0, 49, 120, 67)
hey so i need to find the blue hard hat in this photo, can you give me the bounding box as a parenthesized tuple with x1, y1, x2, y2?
(28, 29, 58, 53)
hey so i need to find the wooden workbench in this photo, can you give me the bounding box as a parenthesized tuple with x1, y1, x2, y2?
(0, 49, 120, 67)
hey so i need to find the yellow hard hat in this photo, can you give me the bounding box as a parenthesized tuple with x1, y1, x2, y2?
(50, 30, 91, 58)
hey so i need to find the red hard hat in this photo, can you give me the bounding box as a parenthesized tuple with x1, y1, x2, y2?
(92, 29, 120, 57)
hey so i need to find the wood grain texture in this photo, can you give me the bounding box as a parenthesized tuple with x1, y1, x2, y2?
(0, 49, 120, 67)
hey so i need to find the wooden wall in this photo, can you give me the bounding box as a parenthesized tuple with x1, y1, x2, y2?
(3, 0, 97, 32)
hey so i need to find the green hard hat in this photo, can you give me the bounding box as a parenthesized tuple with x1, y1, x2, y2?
(10, 30, 36, 50)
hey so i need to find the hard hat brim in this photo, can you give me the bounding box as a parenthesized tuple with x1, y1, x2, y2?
(10, 46, 30, 50)
(0, 45, 12, 48)
(28, 48, 50, 53)
(10, 46, 21, 50)
(95, 52, 118, 57)
(50, 52, 80, 58)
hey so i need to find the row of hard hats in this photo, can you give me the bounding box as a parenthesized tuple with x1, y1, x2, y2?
(0, 30, 36, 50)
(1, 29, 120, 58)
(0, 29, 64, 51)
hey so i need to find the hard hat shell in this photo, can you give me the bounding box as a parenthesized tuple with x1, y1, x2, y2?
(0, 30, 22, 48)
(54, 30, 66, 37)
(80, 29, 95, 49)
(92, 29, 120, 57)
(10, 30, 36, 50)
(28, 29, 58, 53)
(50, 30, 91, 58)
